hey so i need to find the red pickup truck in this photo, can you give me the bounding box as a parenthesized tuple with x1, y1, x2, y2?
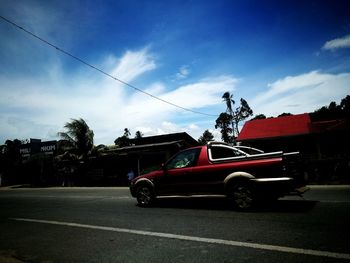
(130, 142, 307, 210)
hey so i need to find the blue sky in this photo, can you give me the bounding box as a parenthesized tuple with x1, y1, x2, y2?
(1, 0, 350, 145)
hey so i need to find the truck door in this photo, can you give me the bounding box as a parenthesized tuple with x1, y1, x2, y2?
(158, 148, 201, 194)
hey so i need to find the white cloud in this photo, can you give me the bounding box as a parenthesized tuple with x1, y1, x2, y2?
(252, 71, 332, 105)
(114, 75, 237, 142)
(0, 45, 237, 145)
(110, 48, 156, 82)
(0, 48, 156, 144)
(175, 65, 190, 80)
(251, 71, 350, 117)
(322, 35, 350, 51)
(135, 121, 201, 139)
(162, 75, 237, 109)
(144, 82, 166, 95)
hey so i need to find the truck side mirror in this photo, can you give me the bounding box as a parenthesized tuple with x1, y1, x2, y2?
(161, 163, 166, 170)
(161, 163, 168, 175)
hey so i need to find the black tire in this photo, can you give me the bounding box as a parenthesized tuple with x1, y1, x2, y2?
(231, 182, 255, 210)
(136, 185, 155, 207)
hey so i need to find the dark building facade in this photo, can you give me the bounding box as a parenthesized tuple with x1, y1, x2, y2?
(19, 139, 57, 159)
(79, 132, 199, 186)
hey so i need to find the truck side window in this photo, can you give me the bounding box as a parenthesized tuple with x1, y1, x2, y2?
(210, 146, 244, 160)
(166, 148, 200, 169)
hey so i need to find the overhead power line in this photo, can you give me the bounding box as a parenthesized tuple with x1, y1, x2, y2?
(0, 15, 218, 117)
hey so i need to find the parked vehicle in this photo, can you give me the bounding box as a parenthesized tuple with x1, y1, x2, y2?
(130, 141, 308, 210)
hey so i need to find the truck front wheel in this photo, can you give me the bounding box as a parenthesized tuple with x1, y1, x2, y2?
(136, 185, 155, 207)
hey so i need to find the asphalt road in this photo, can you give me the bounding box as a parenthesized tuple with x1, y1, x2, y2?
(0, 186, 349, 263)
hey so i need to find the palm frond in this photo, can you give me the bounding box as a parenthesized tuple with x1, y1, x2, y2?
(58, 118, 94, 157)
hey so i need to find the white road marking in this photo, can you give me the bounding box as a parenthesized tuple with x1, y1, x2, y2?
(12, 218, 350, 260)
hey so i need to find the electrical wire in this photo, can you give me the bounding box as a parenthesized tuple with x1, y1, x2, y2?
(0, 15, 218, 117)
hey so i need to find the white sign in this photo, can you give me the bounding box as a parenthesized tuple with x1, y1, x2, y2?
(41, 145, 56, 152)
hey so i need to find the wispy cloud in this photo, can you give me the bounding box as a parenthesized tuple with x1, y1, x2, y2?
(250, 71, 350, 117)
(110, 48, 156, 82)
(252, 71, 332, 105)
(0, 48, 155, 143)
(144, 121, 199, 136)
(175, 65, 190, 80)
(116, 75, 237, 140)
(322, 35, 350, 51)
(162, 76, 237, 109)
(0, 47, 236, 144)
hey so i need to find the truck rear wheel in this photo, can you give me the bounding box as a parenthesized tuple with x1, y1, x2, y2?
(231, 182, 255, 210)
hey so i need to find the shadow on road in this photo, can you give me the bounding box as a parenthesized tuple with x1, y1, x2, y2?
(253, 199, 319, 213)
(148, 196, 318, 213)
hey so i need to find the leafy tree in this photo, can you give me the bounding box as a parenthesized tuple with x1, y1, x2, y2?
(232, 98, 253, 137)
(57, 118, 94, 157)
(340, 95, 350, 118)
(251, 114, 266, 120)
(90, 144, 108, 156)
(217, 92, 253, 141)
(114, 128, 131, 147)
(278, 113, 293, 117)
(198, 130, 214, 145)
(135, 131, 143, 139)
(310, 95, 350, 121)
(4, 139, 22, 161)
(1, 139, 23, 185)
(215, 112, 234, 144)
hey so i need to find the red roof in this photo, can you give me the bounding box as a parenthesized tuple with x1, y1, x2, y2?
(237, 113, 312, 141)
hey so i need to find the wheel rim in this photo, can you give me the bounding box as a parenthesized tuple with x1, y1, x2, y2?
(233, 186, 253, 209)
(137, 186, 152, 205)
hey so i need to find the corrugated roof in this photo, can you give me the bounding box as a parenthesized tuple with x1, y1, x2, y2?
(237, 113, 312, 141)
(128, 132, 199, 146)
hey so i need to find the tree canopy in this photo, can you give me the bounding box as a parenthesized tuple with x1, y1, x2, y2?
(310, 95, 350, 121)
(114, 128, 131, 147)
(216, 92, 253, 143)
(198, 130, 214, 145)
(57, 118, 94, 157)
(232, 98, 253, 137)
(135, 131, 143, 139)
(251, 114, 266, 120)
(215, 112, 234, 144)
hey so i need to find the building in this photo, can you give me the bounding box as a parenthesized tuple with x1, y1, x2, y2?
(237, 113, 350, 182)
(1, 133, 199, 186)
(129, 132, 198, 147)
(19, 139, 57, 159)
(83, 132, 199, 186)
(237, 114, 313, 153)
(0, 139, 57, 186)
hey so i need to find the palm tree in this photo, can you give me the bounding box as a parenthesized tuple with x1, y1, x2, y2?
(222, 92, 235, 115)
(123, 128, 131, 138)
(58, 118, 94, 157)
(222, 92, 235, 138)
